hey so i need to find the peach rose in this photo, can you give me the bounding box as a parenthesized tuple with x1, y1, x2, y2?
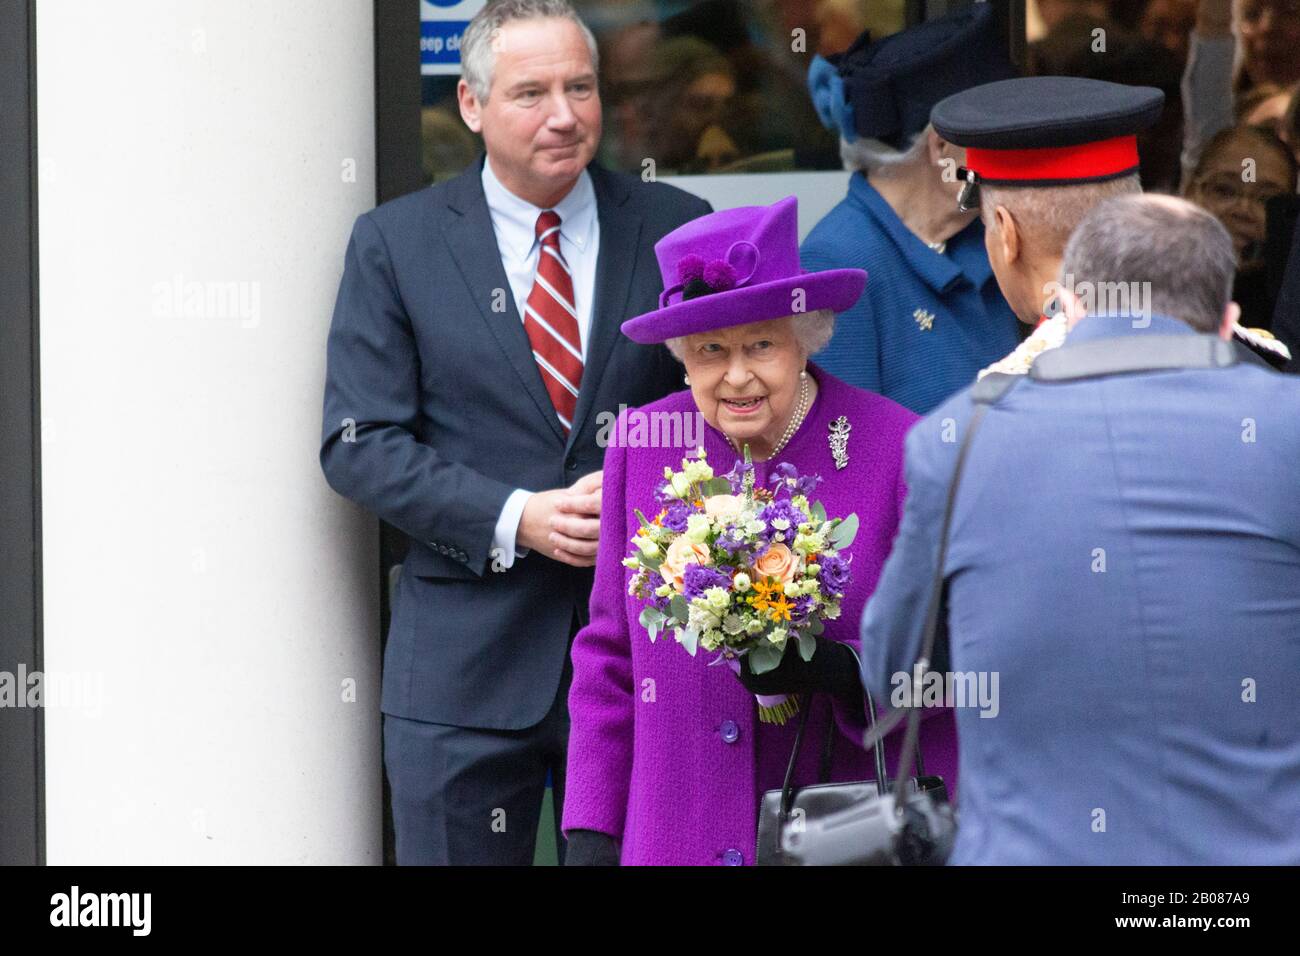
(753, 542, 797, 584)
(703, 494, 743, 521)
(660, 536, 713, 592)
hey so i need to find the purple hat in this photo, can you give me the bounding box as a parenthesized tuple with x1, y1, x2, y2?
(620, 196, 866, 345)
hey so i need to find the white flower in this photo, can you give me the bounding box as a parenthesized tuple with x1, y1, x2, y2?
(634, 537, 661, 557)
(688, 602, 721, 634)
(722, 613, 747, 635)
(766, 626, 788, 646)
(745, 618, 765, 635)
(682, 456, 713, 484)
(685, 513, 712, 543)
(704, 586, 730, 612)
(732, 572, 751, 593)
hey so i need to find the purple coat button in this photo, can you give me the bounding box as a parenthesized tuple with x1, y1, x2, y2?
(720, 719, 740, 744)
(722, 848, 744, 866)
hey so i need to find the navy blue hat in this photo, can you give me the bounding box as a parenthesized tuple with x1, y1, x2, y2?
(807, 3, 1016, 149)
(931, 76, 1164, 209)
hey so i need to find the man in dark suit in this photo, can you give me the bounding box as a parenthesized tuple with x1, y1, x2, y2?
(319, 0, 711, 864)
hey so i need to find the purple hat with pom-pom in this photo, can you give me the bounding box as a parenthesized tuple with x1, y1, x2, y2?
(620, 196, 866, 344)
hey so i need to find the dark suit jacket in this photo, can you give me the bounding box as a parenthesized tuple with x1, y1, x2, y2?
(320, 156, 712, 729)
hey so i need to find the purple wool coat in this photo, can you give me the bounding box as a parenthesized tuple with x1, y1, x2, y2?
(562, 364, 959, 865)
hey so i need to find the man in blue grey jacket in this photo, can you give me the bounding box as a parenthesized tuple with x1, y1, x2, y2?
(860, 194, 1300, 865)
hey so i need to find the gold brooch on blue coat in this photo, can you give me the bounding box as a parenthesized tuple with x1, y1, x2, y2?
(828, 416, 851, 470)
(913, 308, 935, 331)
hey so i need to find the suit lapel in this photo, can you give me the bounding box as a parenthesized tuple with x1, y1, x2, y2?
(566, 163, 642, 452)
(442, 158, 566, 445)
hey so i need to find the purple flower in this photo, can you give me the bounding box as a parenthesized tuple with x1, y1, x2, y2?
(790, 594, 816, 625)
(703, 259, 737, 291)
(682, 563, 732, 600)
(720, 457, 752, 494)
(660, 499, 693, 533)
(817, 553, 851, 595)
(769, 462, 822, 499)
(677, 253, 706, 283)
(758, 499, 806, 539)
(714, 527, 753, 564)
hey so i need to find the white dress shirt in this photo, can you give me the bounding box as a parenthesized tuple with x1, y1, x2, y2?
(481, 156, 601, 569)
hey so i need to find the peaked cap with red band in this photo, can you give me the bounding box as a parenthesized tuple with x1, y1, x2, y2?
(930, 76, 1165, 210)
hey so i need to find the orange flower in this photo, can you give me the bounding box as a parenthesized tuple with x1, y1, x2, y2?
(766, 594, 793, 622)
(659, 536, 712, 592)
(754, 543, 798, 584)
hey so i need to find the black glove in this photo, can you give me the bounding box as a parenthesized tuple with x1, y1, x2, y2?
(564, 829, 620, 866)
(736, 636, 863, 701)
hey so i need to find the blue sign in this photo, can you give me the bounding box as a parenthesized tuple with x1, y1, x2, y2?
(420, 0, 485, 76)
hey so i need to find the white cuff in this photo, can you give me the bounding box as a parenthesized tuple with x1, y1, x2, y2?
(491, 488, 533, 570)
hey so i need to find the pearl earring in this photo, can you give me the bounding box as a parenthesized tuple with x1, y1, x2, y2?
(684, 374, 691, 386)
(800, 369, 807, 380)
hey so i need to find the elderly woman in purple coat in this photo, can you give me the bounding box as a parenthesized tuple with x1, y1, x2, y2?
(562, 197, 958, 866)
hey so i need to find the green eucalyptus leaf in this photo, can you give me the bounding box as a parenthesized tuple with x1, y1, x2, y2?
(669, 594, 689, 624)
(809, 617, 825, 637)
(797, 629, 817, 661)
(828, 513, 859, 550)
(638, 552, 663, 572)
(677, 627, 699, 656)
(747, 641, 782, 675)
(639, 606, 665, 642)
(810, 501, 827, 524)
(705, 477, 733, 497)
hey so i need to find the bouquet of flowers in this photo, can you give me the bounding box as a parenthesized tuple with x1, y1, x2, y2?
(623, 447, 857, 724)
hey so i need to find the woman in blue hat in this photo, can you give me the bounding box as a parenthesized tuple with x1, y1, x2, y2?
(800, 4, 1021, 415)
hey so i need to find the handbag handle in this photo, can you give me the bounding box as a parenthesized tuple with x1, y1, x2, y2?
(778, 687, 890, 822)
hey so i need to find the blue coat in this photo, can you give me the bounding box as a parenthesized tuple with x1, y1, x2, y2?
(800, 174, 1019, 415)
(859, 313, 1300, 864)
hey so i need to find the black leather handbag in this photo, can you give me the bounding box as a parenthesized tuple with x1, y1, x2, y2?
(755, 689, 948, 865)
(754, 392, 1004, 866)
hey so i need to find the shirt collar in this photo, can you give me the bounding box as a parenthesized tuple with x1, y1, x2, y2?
(1064, 312, 1200, 345)
(480, 155, 596, 260)
(848, 172, 992, 294)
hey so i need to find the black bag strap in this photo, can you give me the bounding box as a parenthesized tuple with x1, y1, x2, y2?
(779, 687, 889, 822)
(860, 380, 1011, 754)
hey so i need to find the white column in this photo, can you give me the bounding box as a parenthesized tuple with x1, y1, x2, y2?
(36, 0, 381, 863)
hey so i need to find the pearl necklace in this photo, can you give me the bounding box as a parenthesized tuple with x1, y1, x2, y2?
(727, 372, 810, 460)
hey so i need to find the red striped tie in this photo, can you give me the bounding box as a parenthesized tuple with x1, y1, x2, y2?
(524, 210, 583, 433)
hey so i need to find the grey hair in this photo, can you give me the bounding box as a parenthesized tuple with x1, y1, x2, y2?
(461, 0, 599, 103)
(1060, 193, 1235, 333)
(663, 309, 837, 362)
(980, 174, 1142, 253)
(839, 126, 929, 175)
